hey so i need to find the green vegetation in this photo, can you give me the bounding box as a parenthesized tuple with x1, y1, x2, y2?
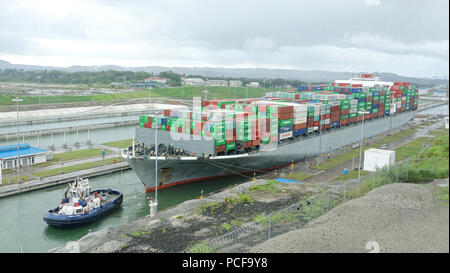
(128, 230, 151, 237)
(312, 127, 425, 170)
(439, 187, 449, 204)
(50, 148, 112, 162)
(219, 223, 233, 233)
(394, 137, 430, 162)
(102, 139, 133, 149)
(1, 175, 34, 185)
(248, 180, 283, 194)
(333, 170, 371, 181)
(32, 157, 121, 178)
(284, 172, 312, 181)
(375, 128, 417, 145)
(188, 241, 216, 253)
(219, 219, 243, 233)
(345, 130, 449, 199)
(197, 201, 223, 214)
(0, 85, 291, 106)
(0, 69, 152, 85)
(225, 193, 253, 205)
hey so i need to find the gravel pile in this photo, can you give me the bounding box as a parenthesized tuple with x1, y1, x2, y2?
(250, 183, 449, 253)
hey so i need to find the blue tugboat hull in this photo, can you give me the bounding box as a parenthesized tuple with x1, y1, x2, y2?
(43, 189, 123, 228)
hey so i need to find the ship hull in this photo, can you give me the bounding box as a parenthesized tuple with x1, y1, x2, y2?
(125, 111, 415, 192)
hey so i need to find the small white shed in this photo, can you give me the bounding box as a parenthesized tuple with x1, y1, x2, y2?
(363, 148, 395, 172)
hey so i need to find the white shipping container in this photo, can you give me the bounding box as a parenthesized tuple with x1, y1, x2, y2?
(363, 148, 395, 172)
(279, 131, 293, 140)
(294, 117, 307, 124)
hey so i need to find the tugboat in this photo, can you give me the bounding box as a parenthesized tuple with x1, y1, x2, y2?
(43, 177, 123, 228)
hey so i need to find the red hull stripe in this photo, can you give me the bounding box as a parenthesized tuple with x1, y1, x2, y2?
(144, 161, 298, 193)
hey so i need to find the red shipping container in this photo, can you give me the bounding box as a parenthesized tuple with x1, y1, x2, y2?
(216, 145, 226, 153)
(313, 121, 319, 126)
(365, 114, 372, 120)
(278, 106, 294, 114)
(278, 112, 294, 120)
(243, 141, 253, 149)
(293, 123, 306, 130)
(252, 139, 261, 147)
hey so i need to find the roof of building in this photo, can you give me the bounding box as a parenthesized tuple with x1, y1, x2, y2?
(0, 144, 48, 160)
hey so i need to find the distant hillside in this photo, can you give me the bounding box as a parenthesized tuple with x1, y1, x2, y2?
(0, 59, 447, 87)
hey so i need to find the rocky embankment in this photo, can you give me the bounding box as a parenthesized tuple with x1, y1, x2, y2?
(51, 179, 318, 253)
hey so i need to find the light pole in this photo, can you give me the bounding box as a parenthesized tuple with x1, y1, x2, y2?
(12, 97, 23, 187)
(358, 110, 370, 183)
(153, 112, 163, 216)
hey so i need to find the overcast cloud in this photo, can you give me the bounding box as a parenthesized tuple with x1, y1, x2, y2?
(0, 0, 448, 77)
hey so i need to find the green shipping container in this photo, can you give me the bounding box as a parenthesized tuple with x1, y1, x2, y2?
(279, 119, 293, 126)
(215, 139, 226, 146)
(226, 142, 236, 150)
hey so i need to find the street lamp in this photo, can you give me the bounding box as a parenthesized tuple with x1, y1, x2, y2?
(151, 112, 163, 216)
(358, 110, 370, 183)
(12, 97, 23, 187)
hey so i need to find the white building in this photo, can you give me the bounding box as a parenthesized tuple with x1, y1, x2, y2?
(363, 148, 395, 172)
(229, 80, 243, 87)
(246, 82, 260, 88)
(0, 144, 49, 170)
(184, 78, 205, 86)
(205, 80, 228, 87)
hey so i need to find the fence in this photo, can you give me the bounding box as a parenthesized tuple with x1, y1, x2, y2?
(186, 157, 448, 253)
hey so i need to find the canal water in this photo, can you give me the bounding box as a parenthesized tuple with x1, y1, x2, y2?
(0, 114, 141, 135)
(0, 124, 137, 148)
(0, 169, 249, 253)
(418, 103, 449, 116)
(0, 112, 251, 252)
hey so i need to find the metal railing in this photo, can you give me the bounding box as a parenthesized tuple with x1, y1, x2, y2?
(186, 157, 448, 253)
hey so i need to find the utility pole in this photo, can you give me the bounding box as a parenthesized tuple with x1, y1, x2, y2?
(358, 110, 369, 183)
(12, 97, 23, 187)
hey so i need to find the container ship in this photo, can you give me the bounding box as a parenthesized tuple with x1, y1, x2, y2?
(123, 74, 418, 192)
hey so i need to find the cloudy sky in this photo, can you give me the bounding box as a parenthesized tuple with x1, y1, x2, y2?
(0, 0, 448, 77)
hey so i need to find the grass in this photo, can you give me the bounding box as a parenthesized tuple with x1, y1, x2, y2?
(128, 230, 151, 237)
(375, 128, 417, 145)
(1, 175, 34, 185)
(284, 172, 312, 181)
(197, 201, 223, 214)
(0, 86, 292, 106)
(311, 147, 372, 170)
(101, 139, 133, 149)
(225, 193, 253, 205)
(394, 137, 430, 162)
(248, 180, 283, 194)
(188, 241, 216, 253)
(32, 157, 121, 178)
(439, 187, 449, 204)
(333, 170, 371, 181)
(312, 127, 427, 170)
(50, 148, 112, 162)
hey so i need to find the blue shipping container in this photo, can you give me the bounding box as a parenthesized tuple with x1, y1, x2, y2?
(279, 125, 293, 133)
(331, 121, 340, 127)
(294, 128, 307, 136)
